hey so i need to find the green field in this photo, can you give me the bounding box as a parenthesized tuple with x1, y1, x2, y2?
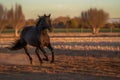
(1, 28, 120, 33)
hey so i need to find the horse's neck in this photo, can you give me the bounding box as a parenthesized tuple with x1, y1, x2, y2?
(35, 23, 48, 35)
(36, 26, 42, 32)
(35, 25, 44, 33)
(35, 26, 47, 34)
(41, 29, 48, 35)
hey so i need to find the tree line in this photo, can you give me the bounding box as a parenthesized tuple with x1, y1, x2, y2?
(0, 4, 120, 36)
(53, 9, 120, 34)
(0, 4, 25, 36)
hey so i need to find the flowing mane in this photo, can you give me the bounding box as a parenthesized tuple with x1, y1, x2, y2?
(36, 16, 44, 27)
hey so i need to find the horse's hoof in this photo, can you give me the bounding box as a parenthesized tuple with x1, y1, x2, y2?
(40, 62, 43, 66)
(50, 61, 54, 64)
(43, 58, 49, 61)
(31, 61, 35, 65)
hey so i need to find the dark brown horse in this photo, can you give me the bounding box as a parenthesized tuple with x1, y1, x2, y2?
(9, 14, 54, 65)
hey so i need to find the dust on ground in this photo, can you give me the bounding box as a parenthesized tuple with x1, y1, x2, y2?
(0, 48, 120, 80)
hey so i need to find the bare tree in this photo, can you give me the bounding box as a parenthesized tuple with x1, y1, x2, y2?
(7, 6, 14, 26)
(0, 4, 25, 36)
(105, 23, 114, 33)
(81, 8, 109, 34)
(6, 4, 25, 36)
(12, 4, 25, 36)
(0, 4, 5, 33)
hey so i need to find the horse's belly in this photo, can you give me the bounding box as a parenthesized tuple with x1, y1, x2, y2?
(25, 34, 39, 47)
(28, 40, 39, 47)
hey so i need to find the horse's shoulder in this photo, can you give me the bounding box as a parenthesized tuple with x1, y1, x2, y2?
(20, 26, 34, 35)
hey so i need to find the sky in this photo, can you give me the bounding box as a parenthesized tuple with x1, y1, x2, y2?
(0, 0, 120, 19)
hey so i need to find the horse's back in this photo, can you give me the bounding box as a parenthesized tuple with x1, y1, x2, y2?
(20, 26, 38, 45)
(20, 26, 34, 37)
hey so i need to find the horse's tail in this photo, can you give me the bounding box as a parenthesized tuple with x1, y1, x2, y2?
(9, 39, 26, 50)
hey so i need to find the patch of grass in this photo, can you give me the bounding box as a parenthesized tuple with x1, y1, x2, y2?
(1, 29, 15, 33)
(100, 28, 120, 33)
(53, 28, 91, 33)
(1, 28, 120, 33)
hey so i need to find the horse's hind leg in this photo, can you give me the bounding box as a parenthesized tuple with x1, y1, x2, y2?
(24, 46, 33, 65)
(39, 47, 49, 61)
(47, 43, 54, 63)
(35, 48, 43, 64)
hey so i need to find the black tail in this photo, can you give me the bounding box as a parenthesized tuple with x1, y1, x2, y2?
(9, 39, 26, 50)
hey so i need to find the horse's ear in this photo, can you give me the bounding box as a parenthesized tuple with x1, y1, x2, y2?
(48, 14, 51, 17)
(38, 15, 41, 18)
(44, 14, 46, 17)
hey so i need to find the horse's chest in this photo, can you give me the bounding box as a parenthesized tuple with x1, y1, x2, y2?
(39, 34, 49, 46)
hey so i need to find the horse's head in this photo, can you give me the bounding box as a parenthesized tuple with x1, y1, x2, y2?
(37, 14, 53, 32)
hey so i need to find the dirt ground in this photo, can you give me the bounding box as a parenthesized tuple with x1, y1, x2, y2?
(0, 48, 120, 80)
(0, 36, 120, 80)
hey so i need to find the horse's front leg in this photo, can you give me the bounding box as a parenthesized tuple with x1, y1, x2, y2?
(47, 43, 54, 63)
(39, 47, 49, 61)
(24, 46, 34, 65)
(35, 48, 43, 65)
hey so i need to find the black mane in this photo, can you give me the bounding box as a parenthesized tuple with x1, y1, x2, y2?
(36, 16, 44, 27)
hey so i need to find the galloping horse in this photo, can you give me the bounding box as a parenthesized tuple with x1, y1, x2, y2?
(9, 14, 54, 65)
